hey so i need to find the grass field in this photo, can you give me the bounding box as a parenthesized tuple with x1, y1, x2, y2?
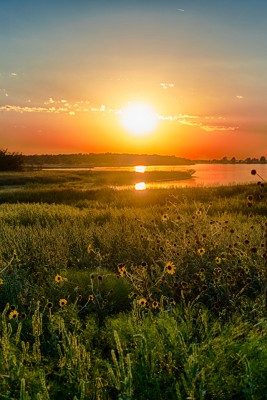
(0, 171, 266, 399)
(0, 169, 194, 187)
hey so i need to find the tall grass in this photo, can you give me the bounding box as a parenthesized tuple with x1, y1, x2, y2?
(0, 177, 266, 398)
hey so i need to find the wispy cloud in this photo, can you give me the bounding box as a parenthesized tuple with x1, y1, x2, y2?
(0, 105, 48, 113)
(202, 125, 237, 132)
(91, 104, 120, 114)
(0, 98, 239, 132)
(0, 99, 120, 116)
(0, 88, 9, 97)
(236, 95, 244, 99)
(159, 112, 238, 132)
(160, 83, 175, 89)
(160, 114, 199, 121)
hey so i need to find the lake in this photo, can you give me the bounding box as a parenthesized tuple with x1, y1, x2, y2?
(43, 164, 266, 189)
(92, 164, 266, 189)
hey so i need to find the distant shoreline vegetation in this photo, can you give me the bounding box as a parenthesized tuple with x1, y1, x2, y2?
(23, 153, 194, 169)
(23, 153, 267, 169)
(1, 149, 266, 171)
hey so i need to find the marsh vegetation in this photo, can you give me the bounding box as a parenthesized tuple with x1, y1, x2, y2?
(0, 170, 266, 399)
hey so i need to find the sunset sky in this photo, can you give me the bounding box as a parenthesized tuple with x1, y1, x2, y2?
(1, 0, 267, 159)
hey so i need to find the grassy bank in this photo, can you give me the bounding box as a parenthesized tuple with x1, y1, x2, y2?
(0, 178, 266, 399)
(0, 169, 194, 187)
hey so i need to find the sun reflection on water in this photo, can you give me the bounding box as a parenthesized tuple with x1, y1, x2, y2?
(135, 182, 147, 191)
(135, 165, 146, 173)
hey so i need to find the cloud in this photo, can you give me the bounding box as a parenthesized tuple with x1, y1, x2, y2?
(160, 83, 175, 89)
(159, 113, 199, 121)
(0, 99, 239, 132)
(0, 105, 47, 113)
(159, 112, 238, 132)
(236, 95, 244, 99)
(91, 104, 120, 114)
(201, 125, 238, 132)
(178, 119, 202, 127)
(0, 88, 9, 97)
(0, 98, 122, 117)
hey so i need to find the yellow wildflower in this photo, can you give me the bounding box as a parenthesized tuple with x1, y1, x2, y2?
(198, 248, 205, 256)
(164, 261, 175, 275)
(9, 310, 19, 319)
(152, 301, 159, 309)
(59, 298, 67, 307)
(161, 214, 169, 222)
(118, 263, 126, 277)
(137, 297, 147, 307)
(55, 274, 63, 283)
(87, 244, 94, 254)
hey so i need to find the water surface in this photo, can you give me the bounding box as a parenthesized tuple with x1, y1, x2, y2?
(95, 164, 267, 189)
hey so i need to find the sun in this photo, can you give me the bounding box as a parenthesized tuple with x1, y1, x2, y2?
(120, 102, 158, 136)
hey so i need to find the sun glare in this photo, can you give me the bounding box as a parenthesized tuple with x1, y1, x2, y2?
(135, 182, 147, 191)
(120, 102, 158, 136)
(135, 165, 146, 173)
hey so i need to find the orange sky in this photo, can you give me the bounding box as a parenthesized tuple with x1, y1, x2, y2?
(1, 1, 267, 159)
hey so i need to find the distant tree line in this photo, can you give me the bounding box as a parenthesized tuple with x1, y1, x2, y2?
(196, 156, 266, 164)
(0, 149, 24, 171)
(1, 150, 266, 171)
(23, 153, 194, 168)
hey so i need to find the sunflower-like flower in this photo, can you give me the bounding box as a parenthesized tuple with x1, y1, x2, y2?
(55, 274, 63, 283)
(152, 300, 159, 309)
(198, 247, 205, 256)
(87, 244, 94, 254)
(9, 310, 19, 319)
(137, 297, 147, 307)
(59, 298, 67, 307)
(215, 257, 222, 265)
(164, 261, 175, 275)
(161, 214, 169, 222)
(88, 294, 94, 302)
(0, 278, 4, 285)
(181, 281, 188, 289)
(118, 263, 126, 277)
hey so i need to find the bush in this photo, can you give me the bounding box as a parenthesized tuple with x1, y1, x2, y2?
(0, 148, 24, 171)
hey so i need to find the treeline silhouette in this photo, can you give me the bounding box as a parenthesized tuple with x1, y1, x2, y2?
(196, 156, 266, 164)
(0, 149, 24, 171)
(23, 153, 194, 168)
(1, 149, 266, 171)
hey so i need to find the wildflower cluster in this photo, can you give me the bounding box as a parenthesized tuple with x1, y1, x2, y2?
(116, 260, 179, 311)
